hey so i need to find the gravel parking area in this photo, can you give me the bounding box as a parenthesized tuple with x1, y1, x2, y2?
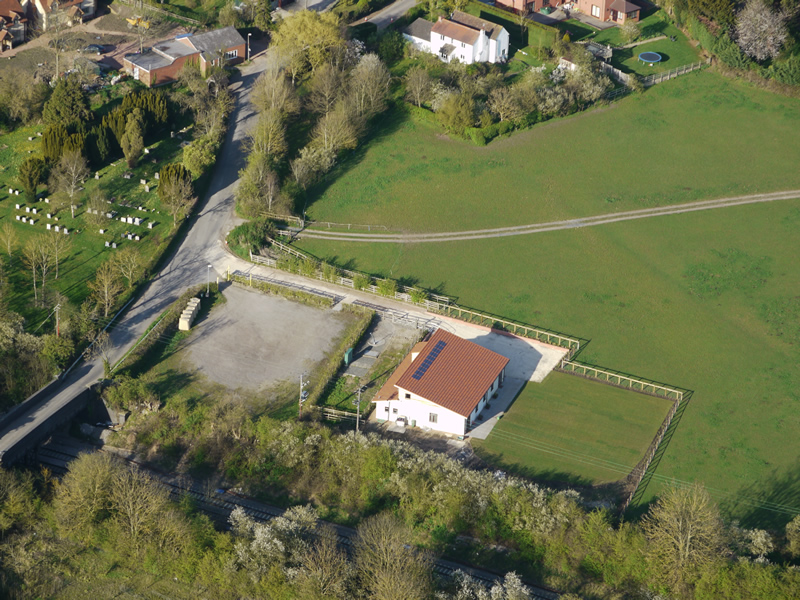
(181, 284, 354, 391)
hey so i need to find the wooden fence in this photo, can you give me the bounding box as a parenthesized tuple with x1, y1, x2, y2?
(640, 59, 710, 86)
(620, 395, 681, 513)
(557, 360, 684, 401)
(601, 59, 710, 96)
(248, 248, 452, 311)
(437, 305, 581, 355)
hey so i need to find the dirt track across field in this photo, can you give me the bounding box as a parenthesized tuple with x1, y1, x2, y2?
(299, 189, 800, 243)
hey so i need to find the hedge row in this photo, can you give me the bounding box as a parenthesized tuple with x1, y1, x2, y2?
(305, 305, 374, 410)
(230, 275, 335, 309)
(114, 285, 209, 373)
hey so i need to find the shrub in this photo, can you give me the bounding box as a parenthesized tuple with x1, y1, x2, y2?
(353, 274, 371, 290)
(409, 288, 428, 304)
(377, 279, 397, 298)
(322, 263, 340, 282)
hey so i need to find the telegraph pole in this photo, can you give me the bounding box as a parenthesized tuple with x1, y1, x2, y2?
(55, 304, 61, 338)
(299, 373, 307, 419)
(353, 386, 364, 433)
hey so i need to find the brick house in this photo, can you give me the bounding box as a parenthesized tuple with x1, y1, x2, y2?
(372, 329, 509, 436)
(31, 0, 96, 31)
(0, 0, 27, 51)
(575, 0, 641, 24)
(123, 26, 246, 88)
(493, 0, 553, 16)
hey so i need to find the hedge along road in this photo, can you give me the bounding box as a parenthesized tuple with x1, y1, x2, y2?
(0, 55, 269, 461)
(298, 189, 800, 243)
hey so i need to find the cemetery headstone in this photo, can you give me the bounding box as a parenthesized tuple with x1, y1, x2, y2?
(112, 243, 117, 249)
(105, 241, 110, 247)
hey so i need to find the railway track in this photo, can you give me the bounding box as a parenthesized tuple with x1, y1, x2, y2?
(36, 437, 560, 600)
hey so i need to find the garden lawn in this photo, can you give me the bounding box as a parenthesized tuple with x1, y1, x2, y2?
(304, 71, 800, 233)
(472, 373, 671, 486)
(296, 195, 800, 528)
(0, 121, 183, 328)
(610, 34, 701, 75)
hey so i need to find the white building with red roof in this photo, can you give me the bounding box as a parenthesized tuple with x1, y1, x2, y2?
(373, 329, 509, 436)
(403, 11, 509, 65)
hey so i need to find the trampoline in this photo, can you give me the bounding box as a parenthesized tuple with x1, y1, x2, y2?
(638, 51, 662, 65)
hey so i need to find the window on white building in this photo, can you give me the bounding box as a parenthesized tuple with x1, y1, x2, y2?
(393, 408, 398, 414)
(461, 42, 465, 48)
(405, 393, 411, 399)
(429, 413, 438, 423)
(441, 34, 445, 40)
(384, 406, 389, 412)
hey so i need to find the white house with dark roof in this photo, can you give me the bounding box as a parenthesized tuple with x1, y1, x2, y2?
(403, 11, 508, 65)
(372, 329, 509, 436)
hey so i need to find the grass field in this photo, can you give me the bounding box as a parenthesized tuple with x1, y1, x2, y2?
(472, 373, 671, 486)
(294, 72, 800, 526)
(304, 72, 800, 233)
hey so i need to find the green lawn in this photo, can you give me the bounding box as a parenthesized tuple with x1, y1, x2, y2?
(295, 72, 800, 526)
(0, 120, 184, 327)
(304, 72, 800, 233)
(473, 373, 671, 486)
(611, 34, 701, 76)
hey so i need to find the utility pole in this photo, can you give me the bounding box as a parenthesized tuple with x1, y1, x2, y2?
(55, 304, 61, 338)
(299, 372, 307, 419)
(353, 386, 364, 433)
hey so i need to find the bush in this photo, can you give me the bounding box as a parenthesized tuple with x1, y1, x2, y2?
(353, 274, 371, 290)
(231, 275, 334, 309)
(229, 217, 276, 253)
(770, 54, 800, 85)
(377, 279, 397, 297)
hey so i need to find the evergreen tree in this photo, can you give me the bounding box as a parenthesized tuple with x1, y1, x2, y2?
(120, 109, 145, 168)
(42, 124, 69, 163)
(42, 76, 91, 128)
(17, 156, 46, 201)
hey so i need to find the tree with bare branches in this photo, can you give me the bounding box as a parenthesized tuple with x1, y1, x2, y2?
(50, 149, 89, 219)
(404, 66, 433, 108)
(308, 62, 345, 115)
(0, 222, 17, 257)
(89, 260, 122, 318)
(354, 512, 432, 600)
(114, 246, 143, 289)
(642, 483, 724, 594)
(248, 109, 288, 163)
(46, 230, 72, 280)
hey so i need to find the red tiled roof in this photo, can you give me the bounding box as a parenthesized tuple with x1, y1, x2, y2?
(372, 342, 428, 404)
(432, 19, 481, 46)
(0, 0, 24, 20)
(395, 329, 508, 418)
(450, 10, 505, 41)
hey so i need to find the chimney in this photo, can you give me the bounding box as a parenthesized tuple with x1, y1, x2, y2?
(438, 15, 442, 21)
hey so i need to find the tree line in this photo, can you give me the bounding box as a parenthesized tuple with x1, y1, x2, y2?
(101, 372, 800, 600)
(235, 11, 391, 219)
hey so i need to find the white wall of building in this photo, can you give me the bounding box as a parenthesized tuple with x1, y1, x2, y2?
(402, 33, 431, 53)
(430, 30, 477, 64)
(374, 370, 505, 436)
(490, 29, 510, 63)
(375, 393, 468, 436)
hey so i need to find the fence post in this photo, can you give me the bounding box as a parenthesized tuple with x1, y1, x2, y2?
(249, 273, 252, 287)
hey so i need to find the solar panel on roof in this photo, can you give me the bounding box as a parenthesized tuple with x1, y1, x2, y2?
(411, 341, 446, 380)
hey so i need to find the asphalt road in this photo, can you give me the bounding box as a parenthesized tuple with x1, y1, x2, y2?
(0, 56, 268, 458)
(357, 0, 418, 29)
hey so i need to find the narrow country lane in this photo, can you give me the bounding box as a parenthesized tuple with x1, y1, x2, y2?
(0, 56, 268, 458)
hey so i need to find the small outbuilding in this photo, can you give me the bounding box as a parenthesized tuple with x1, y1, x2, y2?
(373, 329, 509, 436)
